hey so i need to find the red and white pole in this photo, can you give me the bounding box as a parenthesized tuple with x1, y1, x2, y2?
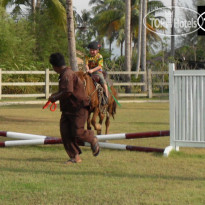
(0, 130, 169, 141)
(0, 131, 55, 140)
(97, 130, 169, 141)
(0, 138, 62, 147)
(0, 138, 164, 153)
(84, 142, 164, 153)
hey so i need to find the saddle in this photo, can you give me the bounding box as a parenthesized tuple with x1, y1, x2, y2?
(91, 71, 113, 87)
(90, 71, 112, 107)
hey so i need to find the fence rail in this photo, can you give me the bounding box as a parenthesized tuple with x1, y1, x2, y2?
(0, 68, 169, 100)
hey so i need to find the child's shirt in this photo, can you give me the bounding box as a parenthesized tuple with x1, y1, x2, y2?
(85, 53, 103, 72)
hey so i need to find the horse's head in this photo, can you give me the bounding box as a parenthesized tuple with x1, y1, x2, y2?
(75, 71, 86, 81)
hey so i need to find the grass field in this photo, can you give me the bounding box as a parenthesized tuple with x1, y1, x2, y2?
(0, 103, 205, 205)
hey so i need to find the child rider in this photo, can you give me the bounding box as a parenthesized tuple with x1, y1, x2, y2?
(85, 41, 109, 104)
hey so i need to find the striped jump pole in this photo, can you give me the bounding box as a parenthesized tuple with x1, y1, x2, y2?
(97, 130, 170, 141)
(0, 138, 164, 153)
(0, 138, 62, 147)
(0, 131, 56, 140)
(0, 130, 170, 141)
(84, 142, 164, 153)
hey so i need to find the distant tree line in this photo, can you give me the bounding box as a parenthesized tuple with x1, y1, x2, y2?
(0, 0, 204, 74)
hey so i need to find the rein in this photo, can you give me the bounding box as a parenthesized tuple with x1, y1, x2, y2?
(82, 72, 107, 113)
(82, 73, 99, 103)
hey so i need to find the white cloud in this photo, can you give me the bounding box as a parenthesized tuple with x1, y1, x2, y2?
(73, 0, 90, 14)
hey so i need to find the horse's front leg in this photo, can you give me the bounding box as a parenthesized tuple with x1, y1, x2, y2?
(91, 108, 102, 135)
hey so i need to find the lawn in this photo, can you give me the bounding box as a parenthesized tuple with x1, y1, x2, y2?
(0, 103, 204, 205)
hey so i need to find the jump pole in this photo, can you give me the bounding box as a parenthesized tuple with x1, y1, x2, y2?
(0, 139, 164, 153)
(0, 138, 62, 147)
(84, 142, 164, 153)
(0, 130, 170, 141)
(97, 130, 169, 141)
(0, 131, 56, 140)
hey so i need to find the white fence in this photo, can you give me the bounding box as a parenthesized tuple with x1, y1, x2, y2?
(164, 64, 205, 156)
(0, 69, 169, 100)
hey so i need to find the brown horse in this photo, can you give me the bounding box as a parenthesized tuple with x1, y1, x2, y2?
(76, 71, 117, 134)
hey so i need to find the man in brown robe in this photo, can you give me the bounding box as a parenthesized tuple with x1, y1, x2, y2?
(49, 53, 100, 164)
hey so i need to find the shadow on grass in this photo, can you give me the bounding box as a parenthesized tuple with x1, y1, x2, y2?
(0, 145, 63, 152)
(169, 151, 205, 159)
(0, 156, 61, 163)
(0, 116, 55, 123)
(0, 166, 204, 182)
(114, 121, 169, 126)
(120, 107, 168, 111)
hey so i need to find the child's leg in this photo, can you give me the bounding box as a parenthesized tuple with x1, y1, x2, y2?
(103, 83, 109, 98)
(95, 71, 109, 99)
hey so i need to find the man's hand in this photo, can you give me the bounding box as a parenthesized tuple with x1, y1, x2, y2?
(48, 94, 56, 103)
(48, 91, 65, 102)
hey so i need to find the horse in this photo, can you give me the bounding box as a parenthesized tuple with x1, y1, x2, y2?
(76, 71, 117, 135)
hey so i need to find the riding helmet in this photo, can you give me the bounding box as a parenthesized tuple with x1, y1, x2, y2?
(87, 41, 101, 50)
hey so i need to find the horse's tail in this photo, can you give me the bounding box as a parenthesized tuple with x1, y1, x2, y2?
(111, 100, 117, 119)
(108, 86, 118, 119)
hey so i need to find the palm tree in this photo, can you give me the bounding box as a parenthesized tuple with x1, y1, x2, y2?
(90, 0, 165, 55)
(2, 0, 67, 30)
(66, 0, 78, 71)
(90, 0, 125, 51)
(171, 0, 175, 57)
(135, 0, 143, 78)
(141, 0, 147, 92)
(75, 9, 93, 48)
(3, 0, 79, 70)
(116, 28, 125, 56)
(124, 0, 131, 92)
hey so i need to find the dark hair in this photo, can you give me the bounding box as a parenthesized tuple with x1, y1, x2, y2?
(87, 41, 101, 50)
(49, 53, 66, 67)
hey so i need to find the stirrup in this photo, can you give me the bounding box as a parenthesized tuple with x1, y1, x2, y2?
(103, 96, 109, 106)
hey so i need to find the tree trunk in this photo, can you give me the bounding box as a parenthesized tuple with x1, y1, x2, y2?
(121, 41, 123, 56)
(130, 31, 133, 59)
(109, 40, 112, 54)
(66, 0, 78, 71)
(141, 0, 147, 92)
(31, 0, 35, 15)
(36, 0, 41, 10)
(125, 0, 131, 93)
(135, 0, 143, 79)
(171, 0, 175, 58)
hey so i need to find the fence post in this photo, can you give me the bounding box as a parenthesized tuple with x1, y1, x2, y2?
(0, 69, 2, 100)
(169, 63, 177, 151)
(148, 69, 152, 98)
(45, 68, 49, 99)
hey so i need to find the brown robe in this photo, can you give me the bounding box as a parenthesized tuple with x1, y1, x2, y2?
(58, 67, 95, 158)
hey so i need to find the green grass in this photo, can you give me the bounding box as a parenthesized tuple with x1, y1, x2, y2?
(0, 103, 205, 205)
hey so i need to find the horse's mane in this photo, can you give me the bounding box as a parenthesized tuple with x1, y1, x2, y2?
(75, 71, 95, 97)
(75, 71, 85, 79)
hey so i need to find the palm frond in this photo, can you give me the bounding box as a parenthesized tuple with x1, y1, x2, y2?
(46, 0, 67, 31)
(148, 0, 165, 12)
(2, 0, 15, 7)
